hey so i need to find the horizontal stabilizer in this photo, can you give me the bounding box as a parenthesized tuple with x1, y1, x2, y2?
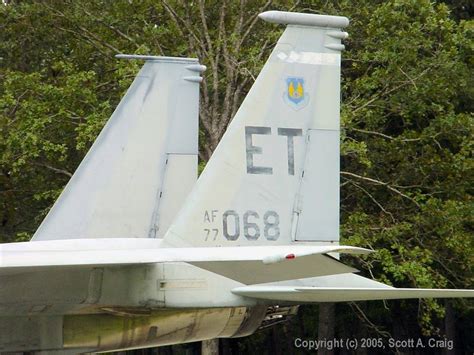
(0, 239, 370, 280)
(232, 286, 474, 302)
(190, 255, 356, 285)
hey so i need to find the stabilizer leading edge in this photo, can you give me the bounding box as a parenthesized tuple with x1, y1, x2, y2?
(232, 286, 474, 302)
(0, 239, 370, 283)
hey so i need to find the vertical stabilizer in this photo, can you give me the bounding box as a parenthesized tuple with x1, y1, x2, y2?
(33, 55, 204, 240)
(164, 11, 349, 247)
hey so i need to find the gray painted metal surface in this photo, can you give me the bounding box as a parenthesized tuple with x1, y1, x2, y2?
(0, 241, 369, 272)
(232, 286, 474, 303)
(259, 11, 349, 28)
(295, 129, 339, 241)
(33, 56, 201, 240)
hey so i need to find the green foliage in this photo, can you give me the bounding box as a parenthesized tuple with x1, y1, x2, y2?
(336, 0, 473, 336)
(0, 0, 472, 351)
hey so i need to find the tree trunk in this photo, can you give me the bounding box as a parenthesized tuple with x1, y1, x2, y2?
(202, 339, 219, 355)
(317, 303, 335, 355)
(443, 301, 455, 355)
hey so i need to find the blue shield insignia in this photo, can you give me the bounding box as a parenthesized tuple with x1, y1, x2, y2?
(284, 77, 309, 110)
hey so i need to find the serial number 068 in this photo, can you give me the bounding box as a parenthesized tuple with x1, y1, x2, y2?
(223, 210, 280, 241)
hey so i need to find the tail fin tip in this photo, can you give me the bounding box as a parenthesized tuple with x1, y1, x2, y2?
(258, 10, 349, 28)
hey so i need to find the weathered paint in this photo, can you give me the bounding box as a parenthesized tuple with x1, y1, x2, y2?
(33, 56, 200, 241)
(63, 307, 261, 351)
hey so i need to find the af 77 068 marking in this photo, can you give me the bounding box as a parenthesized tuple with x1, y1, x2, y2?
(203, 209, 281, 241)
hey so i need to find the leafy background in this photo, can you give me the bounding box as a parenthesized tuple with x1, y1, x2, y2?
(0, 0, 472, 353)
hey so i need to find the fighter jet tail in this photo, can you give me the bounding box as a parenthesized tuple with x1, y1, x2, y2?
(11, 10, 471, 306)
(33, 55, 204, 241)
(164, 12, 349, 247)
(158, 11, 474, 301)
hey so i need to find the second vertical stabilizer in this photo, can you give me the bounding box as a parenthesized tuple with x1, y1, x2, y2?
(33, 56, 203, 240)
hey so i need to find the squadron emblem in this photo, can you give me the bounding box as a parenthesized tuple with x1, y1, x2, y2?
(284, 77, 309, 110)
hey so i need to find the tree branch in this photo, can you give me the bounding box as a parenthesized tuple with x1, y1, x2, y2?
(341, 171, 421, 208)
(35, 163, 72, 178)
(346, 179, 396, 222)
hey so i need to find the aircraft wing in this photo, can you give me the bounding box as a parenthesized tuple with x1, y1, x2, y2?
(232, 285, 474, 302)
(0, 239, 370, 284)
